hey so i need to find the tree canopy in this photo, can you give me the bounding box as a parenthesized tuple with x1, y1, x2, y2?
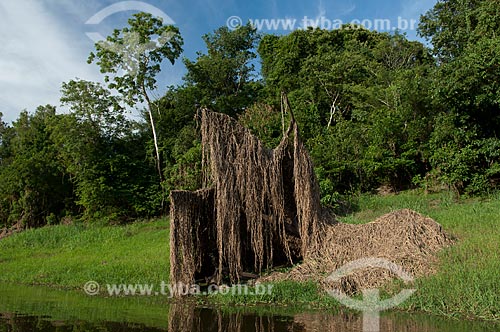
(2, 0, 500, 228)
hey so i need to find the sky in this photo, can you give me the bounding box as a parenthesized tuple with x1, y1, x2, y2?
(0, 0, 437, 123)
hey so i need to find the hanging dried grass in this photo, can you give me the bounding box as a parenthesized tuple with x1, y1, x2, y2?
(169, 188, 217, 290)
(170, 108, 326, 288)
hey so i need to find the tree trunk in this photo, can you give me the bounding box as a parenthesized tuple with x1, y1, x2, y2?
(141, 84, 164, 182)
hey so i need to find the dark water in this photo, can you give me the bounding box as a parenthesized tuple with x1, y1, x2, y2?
(0, 283, 497, 332)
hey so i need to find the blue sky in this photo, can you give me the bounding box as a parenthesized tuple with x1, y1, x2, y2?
(0, 0, 437, 123)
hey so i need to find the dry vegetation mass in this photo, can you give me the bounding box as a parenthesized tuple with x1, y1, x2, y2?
(262, 209, 453, 293)
(169, 109, 452, 295)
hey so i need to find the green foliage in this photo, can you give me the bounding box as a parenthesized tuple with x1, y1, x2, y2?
(428, 114, 500, 195)
(151, 86, 203, 200)
(183, 23, 261, 115)
(419, 0, 500, 62)
(88, 12, 183, 106)
(420, 1, 500, 194)
(237, 103, 283, 148)
(55, 79, 162, 220)
(0, 106, 73, 228)
(259, 28, 434, 193)
(163, 126, 203, 194)
(88, 12, 184, 184)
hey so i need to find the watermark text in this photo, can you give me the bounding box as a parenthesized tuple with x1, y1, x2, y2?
(227, 15, 417, 32)
(83, 280, 273, 297)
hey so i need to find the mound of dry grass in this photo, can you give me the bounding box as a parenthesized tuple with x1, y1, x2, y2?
(261, 209, 453, 293)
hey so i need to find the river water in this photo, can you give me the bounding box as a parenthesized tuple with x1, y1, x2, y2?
(0, 283, 497, 332)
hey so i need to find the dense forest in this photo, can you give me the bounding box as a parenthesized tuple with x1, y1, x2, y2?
(1, 0, 499, 228)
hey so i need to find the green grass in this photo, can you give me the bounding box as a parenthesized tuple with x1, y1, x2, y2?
(0, 218, 169, 288)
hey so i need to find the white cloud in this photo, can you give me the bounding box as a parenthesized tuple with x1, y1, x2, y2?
(0, 0, 101, 122)
(330, 0, 356, 17)
(400, 0, 436, 19)
(316, 0, 326, 19)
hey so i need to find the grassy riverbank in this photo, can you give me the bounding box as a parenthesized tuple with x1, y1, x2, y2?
(0, 190, 498, 321)
(0, 219, 170, 287)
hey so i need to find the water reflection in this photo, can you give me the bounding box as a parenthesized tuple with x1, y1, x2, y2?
(167, 303, 498, 332)
(0, 312, 166, 331)
(168, 304, 297, 332)
(0, 283, 497, 332)
(2, 306, 498, 332)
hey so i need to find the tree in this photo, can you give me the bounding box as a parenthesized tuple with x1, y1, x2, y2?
(153, 24, 262, 201)
(183, 23, 261, 116)
(420, 0, 500, 194)
(152, 86, 203, 194)
(88, 12, 183, 181)
(419, 0, 500, 62)
(257, 28, 434, 194)
(425, 37, 500, 194)
(0, 106, 73, 227)
(0, 112, 13, 168)
(60, 79, 127, 138)
(54, 79, 162, 219)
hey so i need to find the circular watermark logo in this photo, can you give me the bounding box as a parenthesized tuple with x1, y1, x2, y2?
(85, 1, 175, 43)
(84, 1, 177, 76)
(226, 15, 243, 30)
(325, 258, 416, 332)
(83, 280, 100, 296)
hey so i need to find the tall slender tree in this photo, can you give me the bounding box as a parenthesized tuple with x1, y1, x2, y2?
(88, 12, 183, 181)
